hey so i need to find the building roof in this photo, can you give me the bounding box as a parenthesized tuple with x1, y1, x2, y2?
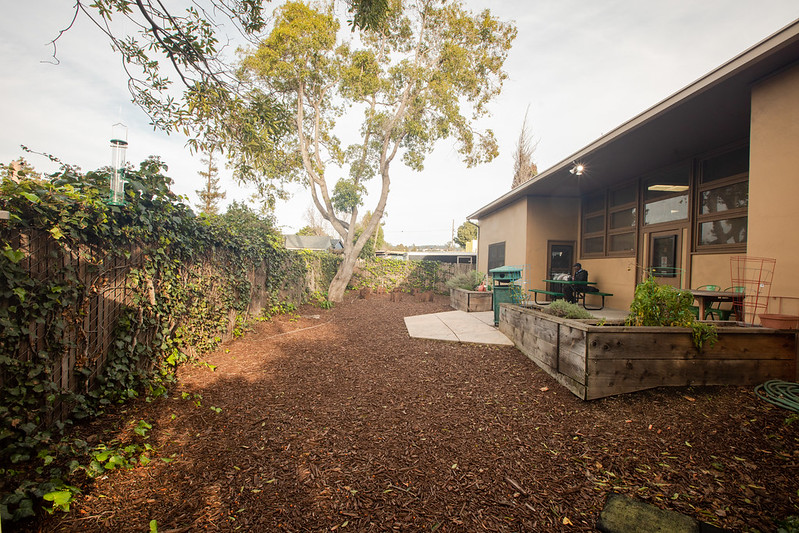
(468, 18, 799, 220)
(284, 235, 343, 251)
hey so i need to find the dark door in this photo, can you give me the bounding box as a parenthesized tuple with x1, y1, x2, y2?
(647, 230, 682, 288)
(547, 241, 574, 297)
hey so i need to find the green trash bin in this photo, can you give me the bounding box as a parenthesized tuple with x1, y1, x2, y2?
(489, 266, 523, 326)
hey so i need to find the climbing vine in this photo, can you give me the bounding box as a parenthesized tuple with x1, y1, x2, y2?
(0, 158, 331, 522)
(352, 257, 459, 293)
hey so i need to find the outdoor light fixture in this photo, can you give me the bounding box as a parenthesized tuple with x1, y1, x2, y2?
(569, 163, 585, 176)
(108, 123, 128, 206)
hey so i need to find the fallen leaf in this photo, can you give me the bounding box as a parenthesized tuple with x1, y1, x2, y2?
(563, 517, 573, 525)
(539, 386, 549, 392)
(683, 395, 696, 402)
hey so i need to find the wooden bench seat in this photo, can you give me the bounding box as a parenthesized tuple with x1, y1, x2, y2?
(529, 288, 564, 305)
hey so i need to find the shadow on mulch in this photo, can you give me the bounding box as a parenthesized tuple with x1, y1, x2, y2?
(26, 292, 799, 532)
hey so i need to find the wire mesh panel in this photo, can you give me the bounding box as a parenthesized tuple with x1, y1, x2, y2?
(730, 256, 776, 325)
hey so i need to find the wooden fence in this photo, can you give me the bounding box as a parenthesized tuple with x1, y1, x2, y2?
(0, 229, 318, 424)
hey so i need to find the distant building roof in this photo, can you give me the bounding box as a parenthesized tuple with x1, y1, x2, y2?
(284, 235, 343, 251)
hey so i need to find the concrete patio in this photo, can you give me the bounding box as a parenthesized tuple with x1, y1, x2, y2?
(404, 305, 631, 345)
(404, 310, 513, 345)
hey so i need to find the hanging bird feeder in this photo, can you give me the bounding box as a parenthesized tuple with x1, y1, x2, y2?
(108, 123, 128, 205)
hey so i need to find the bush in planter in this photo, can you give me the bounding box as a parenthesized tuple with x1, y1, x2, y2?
(445, 270, 486, 291)
(544, 300, 595, 320)
(626, 276, 717, 351)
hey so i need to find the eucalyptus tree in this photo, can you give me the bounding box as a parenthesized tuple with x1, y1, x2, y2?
(237, 0, 516, 301)
(50, 0, 390, 151)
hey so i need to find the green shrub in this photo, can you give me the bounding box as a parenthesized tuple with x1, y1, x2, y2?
(445, 270, 486, 291)
(544, 299, 595, 319)
(626, 276, 717, 351)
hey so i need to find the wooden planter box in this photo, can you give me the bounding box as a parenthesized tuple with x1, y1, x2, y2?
(499, 304, 797, 400)
(450, 288, 493, 312)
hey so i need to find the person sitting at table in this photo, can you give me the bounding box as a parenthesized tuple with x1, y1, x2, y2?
(564, 263, 599, 304)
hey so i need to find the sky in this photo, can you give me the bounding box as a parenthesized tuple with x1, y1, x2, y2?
(2, 1, 798, 246)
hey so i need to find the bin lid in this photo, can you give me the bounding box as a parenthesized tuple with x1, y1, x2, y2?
(489, 265, 522, 281)
(489, 266, 522, 275)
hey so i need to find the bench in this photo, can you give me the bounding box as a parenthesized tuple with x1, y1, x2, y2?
(529, 288, 564, 305)
(579, 291, 613, 311)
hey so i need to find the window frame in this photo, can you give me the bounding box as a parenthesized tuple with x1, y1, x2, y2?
(606, 181, 638, 257)
(694, 146, 749, 252)
(580, 181, 638, 259)
(580, 191, 606, 258)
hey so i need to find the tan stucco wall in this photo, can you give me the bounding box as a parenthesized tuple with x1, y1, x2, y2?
(749, 63, 799, 314)
(579, 258, 637, 310)
(476, 197, 528, 275)
(525, 197, 578, 287)
(691, 253, 737, 290)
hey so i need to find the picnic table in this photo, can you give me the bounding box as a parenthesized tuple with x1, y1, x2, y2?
(530, 280, 612, 311)
(690, 289, 745, 321)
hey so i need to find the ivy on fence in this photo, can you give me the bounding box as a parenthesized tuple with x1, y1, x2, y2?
(352, 257, 467, 293)
(0, 158, 338, 522)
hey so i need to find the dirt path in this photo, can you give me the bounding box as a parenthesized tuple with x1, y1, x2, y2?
(38, 293, 798, 532)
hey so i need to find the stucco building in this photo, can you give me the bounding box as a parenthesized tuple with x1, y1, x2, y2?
(469, 19, 799, 317)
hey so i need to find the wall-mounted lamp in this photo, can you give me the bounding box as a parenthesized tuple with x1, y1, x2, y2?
(569, 162, 585, 176)
(109, 123, 128, 206)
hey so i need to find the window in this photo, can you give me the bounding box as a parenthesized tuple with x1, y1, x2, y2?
(487, 242, 505, 272)
(581, 192, 605, 257)
(581, 182, 637, 258)
(696, 146, 748, 249)
(607, 182, 637, 255)
(644, 164, 689, 226)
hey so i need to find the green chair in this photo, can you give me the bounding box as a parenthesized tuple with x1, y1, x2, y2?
(688, 285, 720, 319)
(706, 286, 745, 321)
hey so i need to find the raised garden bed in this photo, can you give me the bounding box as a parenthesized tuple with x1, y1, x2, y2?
(498, 303, 797, 400)
(450, 287, 492, 312)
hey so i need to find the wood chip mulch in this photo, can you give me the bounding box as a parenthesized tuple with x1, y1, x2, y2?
(33, 293, 799, 532)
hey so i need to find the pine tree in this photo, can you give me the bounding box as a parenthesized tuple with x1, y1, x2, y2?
(195, 151, 226, 215)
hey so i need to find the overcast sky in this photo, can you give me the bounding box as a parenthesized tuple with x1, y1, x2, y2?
(2, 1, 798, 246)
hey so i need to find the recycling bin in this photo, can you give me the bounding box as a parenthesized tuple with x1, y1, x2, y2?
(489, 265, 522, 326)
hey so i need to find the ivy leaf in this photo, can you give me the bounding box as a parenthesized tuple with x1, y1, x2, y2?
(1, 245, 25, 264)
(42, 490, 74, 512)
(20, 191, 40, 203)
(49, 227, 65, 240)
(12, 287, 26, 303)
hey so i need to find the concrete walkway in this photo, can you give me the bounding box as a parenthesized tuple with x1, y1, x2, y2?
(404, 310, 513, 345)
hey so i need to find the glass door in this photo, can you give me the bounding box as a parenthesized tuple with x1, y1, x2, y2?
(647, 230, 682, 288)
(547, 241, 574, 298)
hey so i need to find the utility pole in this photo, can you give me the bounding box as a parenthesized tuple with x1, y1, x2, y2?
(451, 219, 455, 250)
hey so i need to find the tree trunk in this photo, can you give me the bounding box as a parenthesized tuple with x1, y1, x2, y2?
(328, 250, 359, 302)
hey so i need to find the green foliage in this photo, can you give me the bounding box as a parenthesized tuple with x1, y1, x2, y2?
(0, 159, 331, 522)
(235, 1, 515, 299)
(445, 270, 485, 291)
(778, 515, 799, 533)
(332, 179, 366, 214)
(195, 151, 226, 215)
(353, 258, 458, 293)
(544, 300, 595, 320)
(309, 291, 334, 310)
(453, 221, 478, 248)
(626, 276, 718, 351)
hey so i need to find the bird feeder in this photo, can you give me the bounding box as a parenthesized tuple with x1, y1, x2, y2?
(109, 123, 128, 205)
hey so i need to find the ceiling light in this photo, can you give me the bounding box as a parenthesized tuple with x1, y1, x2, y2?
(647, 184, 689, 192)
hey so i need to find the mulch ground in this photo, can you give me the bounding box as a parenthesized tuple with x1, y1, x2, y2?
(32, 293, 799, 532)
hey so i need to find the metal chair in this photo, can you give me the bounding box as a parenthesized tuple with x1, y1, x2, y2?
(706, 286, 745, 321)
(689, 285, 720, 319)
